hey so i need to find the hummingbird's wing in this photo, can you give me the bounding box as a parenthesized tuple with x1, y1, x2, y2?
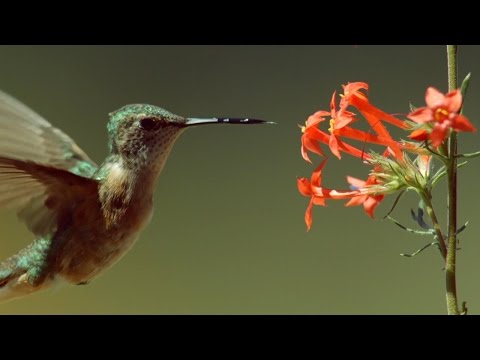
(0, 89, 98, 178)
(0, 156, 98, 237)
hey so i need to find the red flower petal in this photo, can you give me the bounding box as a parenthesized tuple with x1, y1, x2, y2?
(336, 138, 371, 160)
(363, 196, 381, 218)
(346, 176, 366, 189)
(311, 159, 327, 186)
(307, 127, 331, 142)
(297, 177, 313, 196)
(329, 91, 337, 112)
(342, 82, 369, 100)
(313, 197, 326, 206)
(338, 126, 401, 150)
(335, 110, 356, 129)
(407, 108, 433, 123)
(313, 111, 331, 117)
(348, 95, 391, 139)
(352, 95, 406, 130)
(345, 195, 366, 207)
(329, 134, 342, 159)
(301, 145, 312, 163)
(452, 114, 477, 132)
(301, 135, 325, 162)
(430, 122, 449, 147)
(445, 89, 462, 113)
(425, 87, 445, 108)
(347, 101, 403, 159)
(408, 129, 429, 141)
(305, 197, 314, 231)
(306, 111, 329, 127)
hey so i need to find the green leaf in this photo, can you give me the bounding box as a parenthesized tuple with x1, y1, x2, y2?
(401, 241, 437, 257)
(460, 72, 472, 115)
(386, 215, 434, 235)
(456, 151, 480, 159)
(431, 161, 468, 187)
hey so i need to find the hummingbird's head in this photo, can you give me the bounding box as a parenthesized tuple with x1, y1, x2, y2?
(107, 103, 274, 170)
(107, 104, 188, 170)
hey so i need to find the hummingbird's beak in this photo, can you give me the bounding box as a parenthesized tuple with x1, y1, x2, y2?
(185, 117, 276, 127)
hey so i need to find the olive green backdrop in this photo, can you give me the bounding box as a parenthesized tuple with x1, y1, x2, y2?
(0, 45, 479, 314)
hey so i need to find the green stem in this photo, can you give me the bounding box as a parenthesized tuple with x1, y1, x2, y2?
(447, 45, 457, 91)
(421, 193, 447, 259)
(445, 45, 460, 315)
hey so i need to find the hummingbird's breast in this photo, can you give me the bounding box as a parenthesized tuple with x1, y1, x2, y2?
(57, 196, 154, 285)
(56, 164, 156, 285)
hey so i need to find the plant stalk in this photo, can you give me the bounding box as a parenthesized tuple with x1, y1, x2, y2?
(445, 44, 460, 315)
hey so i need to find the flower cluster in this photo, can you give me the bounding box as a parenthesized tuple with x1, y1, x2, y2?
(298, 82, 476, 230)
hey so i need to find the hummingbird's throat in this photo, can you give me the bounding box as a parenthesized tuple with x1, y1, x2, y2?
(100, 161, 158, 228)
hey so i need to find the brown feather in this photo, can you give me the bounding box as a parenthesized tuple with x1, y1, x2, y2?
(0, 156, 99, 236)
(0, 88, 97, 171)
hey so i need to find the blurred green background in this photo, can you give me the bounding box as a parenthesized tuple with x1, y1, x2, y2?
(0, 45, 479, 314)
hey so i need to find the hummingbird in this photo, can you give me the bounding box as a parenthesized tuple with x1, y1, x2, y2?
(0, 89, 273, 303)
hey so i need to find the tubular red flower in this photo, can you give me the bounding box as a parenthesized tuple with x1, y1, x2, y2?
(339, 82, 406, 159)
(300, 83, 413, 161)
(297, 160, 360, 230)
(315, 89, 402, 160)
(300, 111, 329, 162)
(297, 159, 328, 230)
(327, 91, 367, 159)
(407, 87, 476, 147)
(300, 98, 371, 160)
(340, 82, 369, 106)
(345, 175, 384, 218)
(408, 128, 429, 142)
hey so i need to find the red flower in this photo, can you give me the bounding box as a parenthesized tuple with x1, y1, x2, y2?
(300, 105, 371, 161)
(344, 175, 384, 218)
(297, 160, 328, 231)
(326, 91, 368, 159)
(408, 87, 476, 147)
(297, 160, 361, 230)
(300, 111, 329, 162)
(341, 82, 406, 130)
(305, 90, 404, 160)
(340, 82, 405, 159)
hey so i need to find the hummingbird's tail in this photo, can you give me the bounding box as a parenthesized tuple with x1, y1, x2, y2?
(0, 271, 30, 304)
(0, 246, 55, 304)
(0, 265, 55, 304)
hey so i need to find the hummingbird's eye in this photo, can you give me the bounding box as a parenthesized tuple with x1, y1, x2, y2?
(139, 118, 158, 131)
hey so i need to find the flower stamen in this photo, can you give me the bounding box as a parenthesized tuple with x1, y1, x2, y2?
(299, 123, 306, 133)
(434, 108, 449, 122)
(328, 118, 335, 134)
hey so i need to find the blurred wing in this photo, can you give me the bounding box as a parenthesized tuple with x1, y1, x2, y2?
(0, 89, 98, 178)
(0, 156, 98, 236)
